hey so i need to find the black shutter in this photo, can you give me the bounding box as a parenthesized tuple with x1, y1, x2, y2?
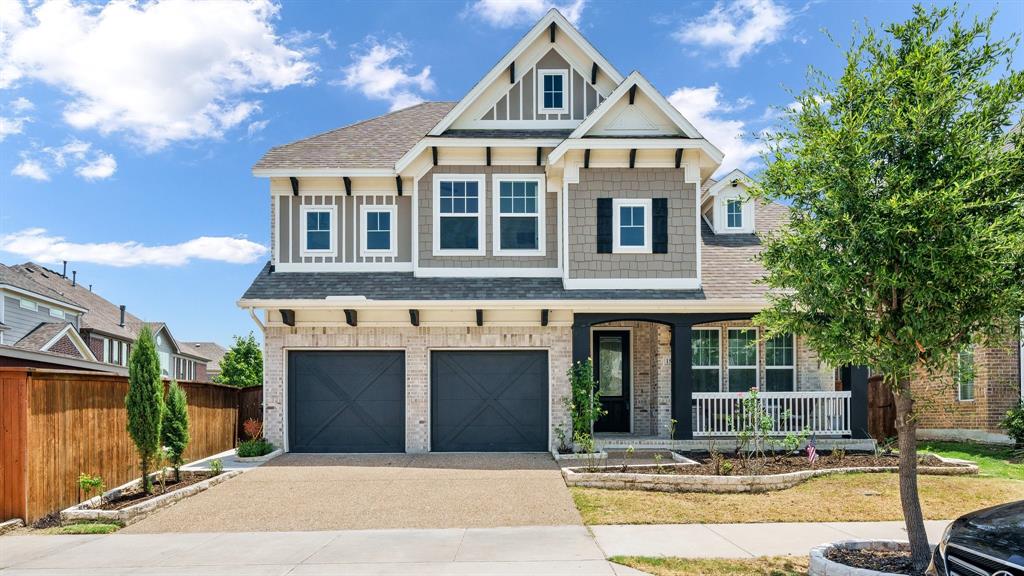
(653, 198, 669, 253)
(596, 198, 612, 253)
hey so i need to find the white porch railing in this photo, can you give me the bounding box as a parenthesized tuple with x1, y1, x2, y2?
(692, 391, 852, 437)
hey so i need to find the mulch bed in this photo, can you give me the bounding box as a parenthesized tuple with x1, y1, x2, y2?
(585, 452, 952, 476)
(96, 473, 212, 511)
(825, 547, 921, 575)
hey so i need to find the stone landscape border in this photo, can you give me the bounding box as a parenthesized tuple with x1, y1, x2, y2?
(60, 469, 243, 526)
(235, 448, 283, 463)
(551, 450, 609, 462)
(561, 455, 976, 493)
(809, 540, 910, 575)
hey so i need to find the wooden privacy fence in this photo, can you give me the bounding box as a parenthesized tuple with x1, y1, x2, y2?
(0, 368, 260, 523)
(237, 386, 264, 439)
(868, 375, 897, 441)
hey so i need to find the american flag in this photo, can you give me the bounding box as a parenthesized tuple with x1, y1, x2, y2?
(807, 435, 818, 464)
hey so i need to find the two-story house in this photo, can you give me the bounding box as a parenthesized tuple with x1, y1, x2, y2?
(240, 10, 1020, 454)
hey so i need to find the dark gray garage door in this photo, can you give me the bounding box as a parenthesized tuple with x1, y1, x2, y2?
(288, 351, 405, 453)
(431, 350, 548, 452)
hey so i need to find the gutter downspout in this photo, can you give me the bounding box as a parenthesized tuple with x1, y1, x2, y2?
(247, 307, 266, 333)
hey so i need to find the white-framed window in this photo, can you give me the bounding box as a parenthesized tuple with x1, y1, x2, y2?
(48, 307, 65, 319)
(433, 176, 486, 256)
(101, 336, 110, 363)
(957, 346, 975, 401)
(727, 328, 759, 392)
(110, 339, 121, 366)
(765, 333, 796, 391)
(692, 328, 722, 392)
(159, 351, 170, 376)
(300, 205, 337, 257)
(492, 175, 545, 255)
(727, 199, 744, 229)
(359, 205, 397, 257)
(19, 299, 37, 311)
(612, 198, 652, 253)
(537, 69, 568, 114)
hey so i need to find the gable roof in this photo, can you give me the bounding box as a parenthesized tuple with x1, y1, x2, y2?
(427, 9, 624, 136)
(182, 341, 227, 369)
(700, 200, 788, 300)
(568, 71, 704, 140)
(0, 263, 86, 311)
(252, 102, 455, 175)
(705, 169, 755, 196)
(14, 321, 97, 361)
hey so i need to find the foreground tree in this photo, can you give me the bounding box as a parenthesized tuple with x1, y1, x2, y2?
(162, 380, 190, 482)
(216, 332, 263, 388)
(752, 5, 1023, 570)
(126, 326, 164, 494)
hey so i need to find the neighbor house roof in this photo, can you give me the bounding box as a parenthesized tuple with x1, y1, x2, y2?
(182, 341, 227, 371)
(0, 263, 84, 310)
(253, 102, 456, 173)
(14, 322, 73, 352)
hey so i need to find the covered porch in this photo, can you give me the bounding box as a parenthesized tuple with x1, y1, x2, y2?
(571, 313, 871, 448)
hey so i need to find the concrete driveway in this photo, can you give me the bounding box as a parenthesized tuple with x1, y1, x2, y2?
(123, 453, 581, 533)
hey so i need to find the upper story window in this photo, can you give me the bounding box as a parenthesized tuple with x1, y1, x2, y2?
(360, 205, 397, 257)
(612, 199, 652, 253)
(538, 70, 568, 114)
(493, 176, 544, 255)
(727, 328, 759, 392)
(727, 199, 744, 229)
(49, 307, 65, 319)
(19, 298, 37, 311)
(957, 346, 975, 401)
(692, 328, 721, 392)
(765, 333, 795, 391)
(301, 205, 336, 257)
(434, 176, 486, 256)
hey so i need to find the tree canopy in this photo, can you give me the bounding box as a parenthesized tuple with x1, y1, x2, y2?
(216, 332, 263, 388)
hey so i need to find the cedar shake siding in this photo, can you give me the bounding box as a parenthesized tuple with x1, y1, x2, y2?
(569, 167, 698, 280)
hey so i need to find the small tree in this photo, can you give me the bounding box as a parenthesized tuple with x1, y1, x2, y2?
(752, 5, 1023, 570)
(216, 332, 263, 388)
(126, 326, 164, 494)
(162, 380, 190, 482)
(565, 358, 605, 451)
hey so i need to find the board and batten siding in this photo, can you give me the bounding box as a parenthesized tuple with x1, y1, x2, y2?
(480, 49, 604, 123)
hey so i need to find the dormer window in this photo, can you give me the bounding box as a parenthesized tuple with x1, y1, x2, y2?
(538, 70, 568, 114)
(727, 199, 743, 229)
(301, 205, 336, 257)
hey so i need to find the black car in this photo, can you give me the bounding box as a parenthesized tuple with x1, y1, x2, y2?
(928, 500, 1024, 576)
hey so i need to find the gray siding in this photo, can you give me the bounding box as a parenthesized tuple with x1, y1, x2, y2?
(568, 168, 698, 279)
(2, 295, 78, 344)
(417, 165, 558, 269)
(276, 194, 412, 265)
(480, 49, 603, 123)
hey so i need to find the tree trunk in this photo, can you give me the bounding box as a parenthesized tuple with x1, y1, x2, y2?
(141, 457, 151, 495)
(893, 378, 931, 571)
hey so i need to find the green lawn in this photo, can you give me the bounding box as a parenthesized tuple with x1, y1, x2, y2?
(611, 556, 808, 576)
(919, 441, 1023, 480)
(42, 523, 120, 535)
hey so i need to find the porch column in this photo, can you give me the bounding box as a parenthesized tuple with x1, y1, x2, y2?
(848, 365, 871, 439)
(571, 320, 591, 366)
(670, 321, 693, 440)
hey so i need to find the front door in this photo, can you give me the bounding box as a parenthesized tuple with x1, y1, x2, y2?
(593, 331, 630, 433)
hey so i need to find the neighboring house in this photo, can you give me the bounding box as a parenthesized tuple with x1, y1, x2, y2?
(240, 10, 1019, 454)
(2, 263, 213, 381)
(183, 341, 227, 382)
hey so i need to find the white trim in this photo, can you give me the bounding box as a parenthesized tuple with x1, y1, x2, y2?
(253, 168, 396, 178)
(415, 267, 560, 278)
(299, 205, 338, 258)
(274, 262, 414, 273)
(239, 297, 766, 312)
(548, 137, 724, 166)
(537, 69, 569, 114)
(491, 174, 546, 256)
(426, 8, 624, 136)
(432, 174, 487, 257)
(562, 278, 701, 290)
(727, 327, 760, 391)
(691, 327, 723, 392)
(764, 332, 796, 392)
(18, 298, 37, 312)
(40, 323, 98, 362)
(612, 198, 653, 254)
(359, 204, 398, 258)
(396, 138, 565, 173)
(706, 169, 755, 196)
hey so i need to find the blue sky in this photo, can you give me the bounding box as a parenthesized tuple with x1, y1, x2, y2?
(1, 0, 1020, 346)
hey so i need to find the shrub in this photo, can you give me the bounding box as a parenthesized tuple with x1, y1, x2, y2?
(242, 418, 263, 441)
(126, 326, 163, 494)
(565, 358, 605, 444)
(162, 380, 190, 482)
(77, 473, 104, 503)
(236, 438, 275, 458)
(209, 459, 223, 476)
(1000, 401, 1024, 447)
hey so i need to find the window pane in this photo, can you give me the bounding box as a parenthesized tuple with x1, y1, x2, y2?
(620, 226, 644, 246)
(544, 92, 554, 108)
(306, 211, 317, 230)
(544, 75, 553, 90)
(440, 217, 478, 250)
(466, 181, 478, 197)
(377, 211, 390, 230)
(366, 231, 390, 250)
(691, 330, 720, 367)
(551, 75, 562, 90)
(466, 197, 478, 213)
(500, 217, 538, 250)
(367, 212, 379, 230)
(453, 181, 465, 196)
(307, 230, 330, 250)
(319, 212, 330, 230)
(728, 368, 757, 392)
(500, 181, 512, 196)
(693, 369, 720, 392)
(631, 206, 644, 223)
(440, 181, 452, 196)
(765, 334, 793, 366)
(728, 329, 757, 366)
(598, 336, 623, 396)
(727, 200, 743, 227)
(765, 370, 794, 392)
(620, 206, 632, 225)
(958, 348, 975, 400)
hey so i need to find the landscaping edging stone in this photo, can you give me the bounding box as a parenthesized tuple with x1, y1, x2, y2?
(60, 470, 242, 526)
(0, 518, 24, 534)
(552, 450, 609, 462)
(562, 455, 977, 493)
(234, 448, 283, 463)
(809, 540, 910, 575)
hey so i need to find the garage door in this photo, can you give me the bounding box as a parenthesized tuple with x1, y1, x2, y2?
(288, 351, 405, 453)
(431, 350, 548, 452)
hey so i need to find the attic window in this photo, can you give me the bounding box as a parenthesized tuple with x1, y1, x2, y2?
(538, 70, 568, 114)
(726, 199, 744, 229)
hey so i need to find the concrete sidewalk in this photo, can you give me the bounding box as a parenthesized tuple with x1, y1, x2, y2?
(591, 520, 951, 558)
(0, 525, 645, 576)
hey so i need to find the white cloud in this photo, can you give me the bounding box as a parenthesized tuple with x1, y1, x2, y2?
(75, 152, 116, 181)
(467, 0, 586, 28)
(1, 0, 315, 150)
(0, 228, 268, 267)
(0, 114, 27, 141)
(675, 0, 791, 67)
(12, 158, 48, 181)
(9, 96, 33, 112)
(668, 85, 762, 175)
(246, 119, 270, 138)
(339, 38, 434, 111)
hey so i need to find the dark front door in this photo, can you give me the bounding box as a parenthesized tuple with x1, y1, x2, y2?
(594, 331, 631, 433)
(288, 351, 405, 453)
(431, 350, 548, 452)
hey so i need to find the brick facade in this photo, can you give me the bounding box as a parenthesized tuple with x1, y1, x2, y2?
(913, 342, 1022, 443)
(47, 334, 83, 358)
